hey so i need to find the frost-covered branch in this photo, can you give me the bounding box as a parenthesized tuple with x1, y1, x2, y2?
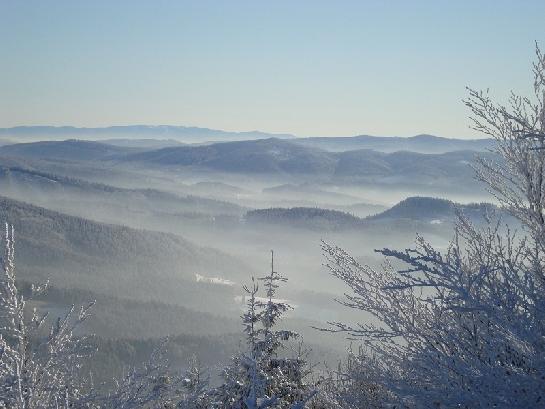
(0, 223, 95, 408)
(324, 44, 545, 408)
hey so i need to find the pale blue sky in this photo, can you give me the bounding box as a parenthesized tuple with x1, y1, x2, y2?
(1, 1, 544, 137)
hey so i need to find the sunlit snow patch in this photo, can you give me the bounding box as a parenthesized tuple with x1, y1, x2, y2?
(234, 295, 297, 309)
(195, 273, 235, 286)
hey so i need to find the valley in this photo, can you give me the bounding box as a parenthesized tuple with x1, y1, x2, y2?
(0, 131, 498, 380)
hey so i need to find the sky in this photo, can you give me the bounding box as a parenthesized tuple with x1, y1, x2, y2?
(1, 1, 544, 138)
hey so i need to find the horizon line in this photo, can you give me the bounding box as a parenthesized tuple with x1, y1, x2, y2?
(0, 124, 485, 140)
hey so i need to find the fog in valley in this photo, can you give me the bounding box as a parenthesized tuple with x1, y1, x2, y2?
(0, 130, 499, 383)
(4, 2, 543, 406)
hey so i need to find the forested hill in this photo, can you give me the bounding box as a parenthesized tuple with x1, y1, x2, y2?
(0, 196, 250, 308)
(0, 139, 136, 161)
(245, 197, 500, 231)
(0, 165, 246, 216)
(0, 138, 496, 194)
(369, 197, 497, 221)
(118, 138, 491, 176)
(245, 207, 363, 230)
(294, 134, 494, 154)
(120, 137, 337, 174)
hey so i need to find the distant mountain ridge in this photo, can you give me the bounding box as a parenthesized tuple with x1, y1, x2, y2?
(295, 134, 495, 154)
(0, 125, 296, 143)
(0, 127, 494, 153)
(120, 137, 337, 174)
(116, 138, 494, 189)
(0, 138, 496, 190)
(0, 139, 136, 161)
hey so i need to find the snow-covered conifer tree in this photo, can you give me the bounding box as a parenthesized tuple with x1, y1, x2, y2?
(211, 252, 315, 408)
(257, 252, 310, 408)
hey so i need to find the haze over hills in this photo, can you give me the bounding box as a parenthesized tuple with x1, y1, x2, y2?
(0, 125, 296, 144)
(3, 0, 538, 402)
(0, 137, 495, 197)
(116, 138, 494, 190)
(0, 195, 250, 310)
(245, 197, 500, 231)
(0, 139, 137, 161)
(0, 165, 246, 216)
(120, 137, 337, 174)
(0, 127, 502, 390)
(0, 193, 354, 378)
(0, 126, 495, 154)
(100, 138, 185, 149)
(0, 132, 503, 390)
(295, 134, 495, 154)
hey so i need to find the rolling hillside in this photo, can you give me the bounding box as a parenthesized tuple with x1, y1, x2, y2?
(0, 139, 135, 161)
(245, 197, 500, 231)
(368, 196, 496, 221)
(245, 207, 364, 230)
(0, 138, 496, 187)
(295, 134, 495, 153)
(0, 196, 250, 311)
(121, 137, 337, 174)
(0, 165, 246, 217)
(118, 138, 495, 185)
(333, 149, 493, 182)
